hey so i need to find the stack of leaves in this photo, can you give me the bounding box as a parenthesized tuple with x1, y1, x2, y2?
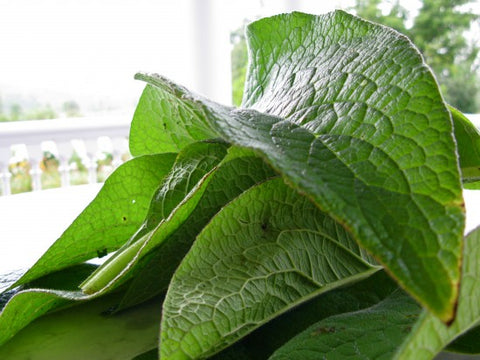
(2, 10, 480, 360)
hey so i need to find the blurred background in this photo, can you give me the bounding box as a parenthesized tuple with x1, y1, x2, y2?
(1, 0, 478, 115)
(0, 0, 479, 195)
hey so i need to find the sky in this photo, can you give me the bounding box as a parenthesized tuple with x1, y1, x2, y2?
(0, 0, 425, 113)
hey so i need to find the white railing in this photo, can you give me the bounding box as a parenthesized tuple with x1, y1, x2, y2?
(1, 112, 479, 197)
(0, 114, 131, 196)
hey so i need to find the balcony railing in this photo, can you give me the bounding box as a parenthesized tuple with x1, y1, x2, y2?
(1, 112, 479, 197)
(0, 114, 131, 196)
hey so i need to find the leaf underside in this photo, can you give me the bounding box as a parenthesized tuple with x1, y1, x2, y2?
(117, 149, 276, 310)
(267, 225, 480, 360)
(134, 10, 464, 324)
(269, 289, 420, 360)
(160, 178, 380, 359)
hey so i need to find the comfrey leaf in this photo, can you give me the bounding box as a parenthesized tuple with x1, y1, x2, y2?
(449, 105, 480, 185)
(116, 148, 276, 310)
(134, 10, 464, 322)
(393, 226, 480, 359)
(160, 178, 380, 359)
(268, 225, 480, 360)
(80, 142, 228, 295)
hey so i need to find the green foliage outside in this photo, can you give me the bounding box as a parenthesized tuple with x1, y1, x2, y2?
(3, 10, 480, 360)
(8, 160, 33, 194)
(0, 103, 57, 122)
(0, 100, 81, 122)
(354, 0, 480, 113)
(62, 101, 82, 118)
(231, 0, 480, 113)
(40, 152, 61, 190)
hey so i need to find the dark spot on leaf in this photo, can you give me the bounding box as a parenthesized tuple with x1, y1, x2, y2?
(101, 305, 118, 316)
(310, 326, 336, 336)
(261, 222, 268, 231)
(402, 325, 412, 334)
(122, 216, 127, 221)
(97, 248, 108, 258)
(163, 123, 167, 130)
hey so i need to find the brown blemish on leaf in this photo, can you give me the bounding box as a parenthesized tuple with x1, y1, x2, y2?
(310, 326, 336, 336)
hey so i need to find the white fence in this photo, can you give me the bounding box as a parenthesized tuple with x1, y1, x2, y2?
(0, 114, 131, 196)
(1, 113, 479, 197)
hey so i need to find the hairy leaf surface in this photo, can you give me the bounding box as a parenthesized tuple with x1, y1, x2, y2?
(269, 290, 420, 360)
(265, 226, 480, 360)
(134, 10, 465, 321)
(217, 271, 398, 360)
(80, 142, 228, 295)
(117, 150, 276, 310)
(160, 178, 380, 359)
(393, 226, 480, 359)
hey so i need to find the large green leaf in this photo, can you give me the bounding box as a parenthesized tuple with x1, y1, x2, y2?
(268, 290, 420, 360)
(0, 143, 229, 345)
(80, 142, 229, 295)
(393, 226, 480, 359)
(79, 141, 229, 292)
(117, 149, 276, 310)
(11, 153, 176, 288)
(0, 290, 162, 360)
(216, 271, 398, 360)
(449, 105, 480, 185)
(240, 10, 464, 322)
(265, 226, 480, 360)
(0, 266, 95, 346)
(129, 79, 216, 156)
(160, 178, 380, 359)
(133, 10, 465, 321)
